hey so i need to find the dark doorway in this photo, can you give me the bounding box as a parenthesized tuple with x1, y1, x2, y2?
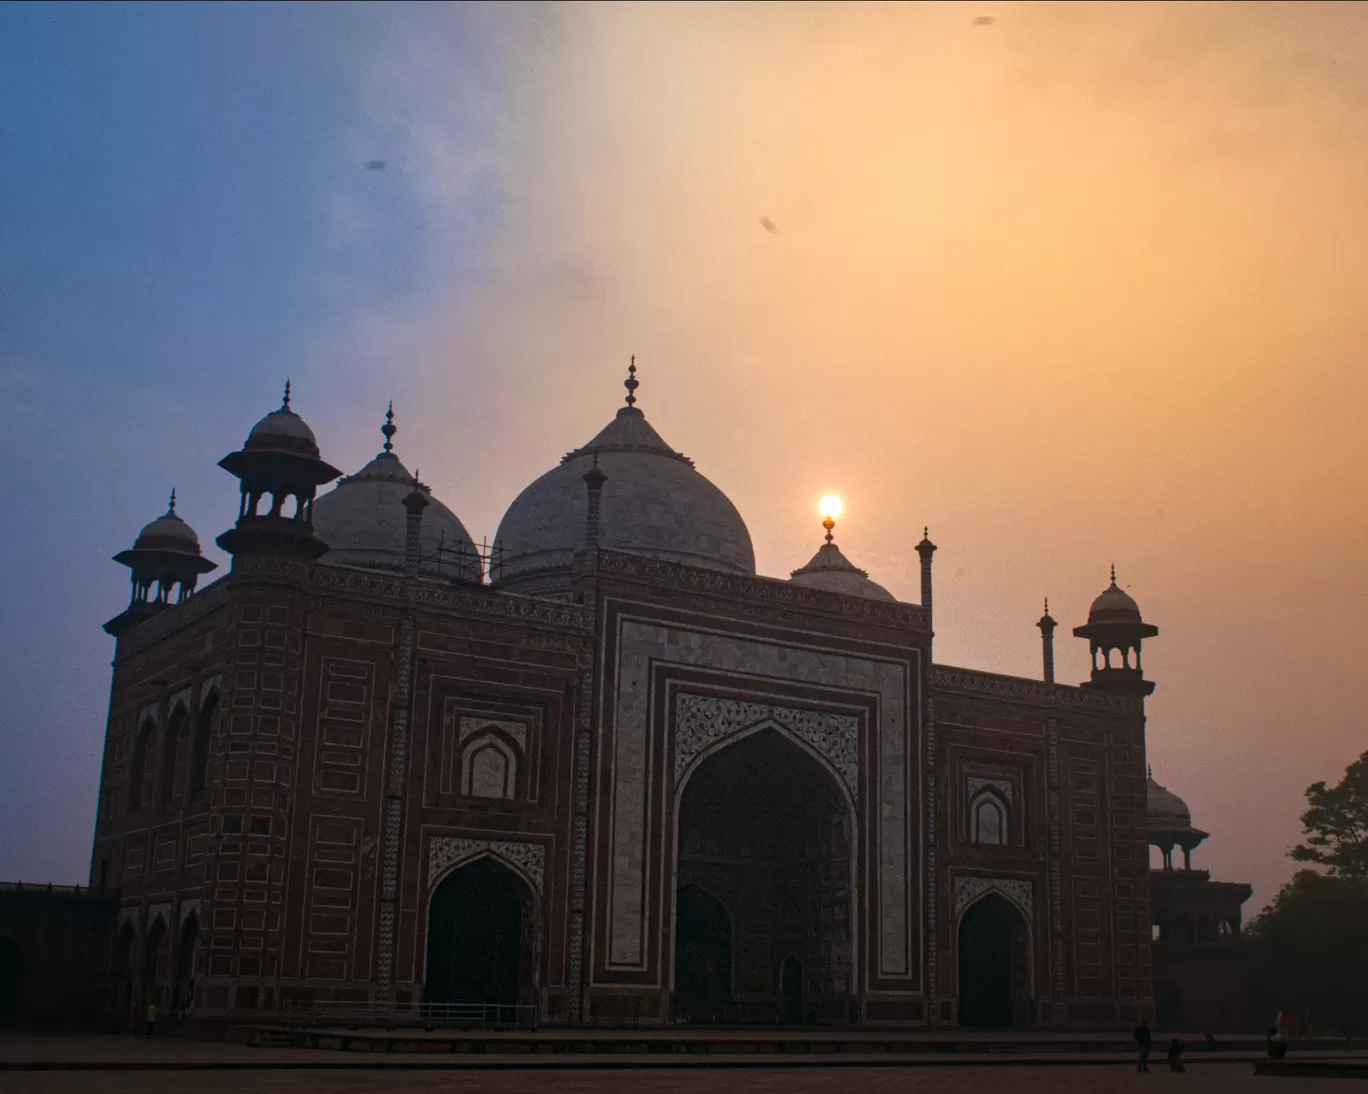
(957, 894, 1030, 1028)
(175, 916, 199, 1015)
(674, 885, 732, 1021)
(674, 728, 852, 1024)
(424, 857, 530, 1005)
(143, 918, 166, 1009)
(0, 937, 23, 1025)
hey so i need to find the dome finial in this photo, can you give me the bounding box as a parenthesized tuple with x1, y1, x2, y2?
(167, 487, 177, 515)
(1044, 596, 1049, 614)
(282, 378, 292, 410)
(381, 400, 396, 453)
(1110, 562, 1117, 585)
(624, 356, 639, 407)
(1148, 763, 1153, 780)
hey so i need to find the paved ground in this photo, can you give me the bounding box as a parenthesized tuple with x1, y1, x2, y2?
(0, 1062, 1346, 1093)
(2, 1036, 1360, 1092)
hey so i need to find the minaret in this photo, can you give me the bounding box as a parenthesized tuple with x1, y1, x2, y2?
(1037, 598, 1057, 683)
(215, 382, 341, 560)
(1072, 566, 1159, 697)
(583, 454, 607, 548)
(105, 489, 218, 636)
(915, 527, 936, 617)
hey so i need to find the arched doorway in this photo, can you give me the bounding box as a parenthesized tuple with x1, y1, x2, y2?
(424, 857, 532, 1005)
(143, 917, 167, 1010)
(674, 885, 732, 1022)
(957, 894, 1031, 1028)
(0, 937, 24, 1025)
(175, 916, 199, 1017)
(674, 728, 853, 1025)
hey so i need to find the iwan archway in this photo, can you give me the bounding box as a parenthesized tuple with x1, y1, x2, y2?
(424, 857, 536, 1007)
(673, 725, 855, 1025)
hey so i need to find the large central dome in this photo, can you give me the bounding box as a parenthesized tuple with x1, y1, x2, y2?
(492, 368, 754, 596)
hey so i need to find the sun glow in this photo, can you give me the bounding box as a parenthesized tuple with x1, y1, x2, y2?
(819, 495, 843, 520)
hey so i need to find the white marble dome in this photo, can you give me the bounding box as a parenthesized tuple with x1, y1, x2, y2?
(313, 411, 482, 583)
(789, 540, 895, 602)
(1146, 775, 1193, 831)
(134, 501, 202, 555)
(492, 392, 754, 596)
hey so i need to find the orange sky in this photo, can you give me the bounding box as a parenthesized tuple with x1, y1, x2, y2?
(301, 1, 1368, 911)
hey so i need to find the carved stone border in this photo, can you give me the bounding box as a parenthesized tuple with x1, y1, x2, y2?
(428, 836, 545, 895)
(674, 693, 859, 803)
(459, 716, 527, 752)
(967, 776, 1013, 804)
(954, 875, 1033, 924)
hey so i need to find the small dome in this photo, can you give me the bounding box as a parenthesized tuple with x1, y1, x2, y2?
(789, 541, 895, 602)
(313, 407, 482, 583)
(1088, 569, 1143, 624)
(493, 365, 754, 594)
(243, 381, 321, 457)
(132, 491, 203, 555)
(1146, 775, 1192, 830)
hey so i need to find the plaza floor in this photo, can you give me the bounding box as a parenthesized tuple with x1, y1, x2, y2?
(4, 1035, 1364, 1092)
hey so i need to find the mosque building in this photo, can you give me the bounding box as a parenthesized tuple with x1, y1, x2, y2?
(90, 365, 1163, 1029)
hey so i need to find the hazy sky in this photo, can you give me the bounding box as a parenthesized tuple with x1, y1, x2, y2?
(2, 2, 1365, 912)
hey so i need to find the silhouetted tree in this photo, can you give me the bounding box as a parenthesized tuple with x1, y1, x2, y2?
(1247, 750, 1368, 1034)
(1291, 749, 1368, 878)
(1247, 870, 1368, 1035)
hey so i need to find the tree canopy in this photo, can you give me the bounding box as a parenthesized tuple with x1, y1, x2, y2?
(1290, 749, 1368, 878)
(1249, 749, 1368, 1033)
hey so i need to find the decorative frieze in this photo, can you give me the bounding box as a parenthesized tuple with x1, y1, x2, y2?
(428, 836, 546, 895)
(954, 875, 1033, 923)
(674, 693, 860, 801)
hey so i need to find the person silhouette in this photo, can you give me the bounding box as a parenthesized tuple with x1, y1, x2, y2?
(1134, 1017, 1153, 1072)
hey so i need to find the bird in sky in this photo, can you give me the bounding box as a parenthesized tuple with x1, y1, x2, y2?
(759, 216, 779, 234)
(364, 160, 387, 171)
(973, 15, 995, 25)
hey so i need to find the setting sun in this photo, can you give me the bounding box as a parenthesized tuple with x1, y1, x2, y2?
(818, 495, 843, 520)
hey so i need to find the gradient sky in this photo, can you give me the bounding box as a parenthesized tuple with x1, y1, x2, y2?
(2, 2, 1365, 913)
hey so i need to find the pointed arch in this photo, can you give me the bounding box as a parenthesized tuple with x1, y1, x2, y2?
(129, 718, 156, 811)
(189, 689, 219, 797)
(159, 702, 189, 804)
(676, 716, 858, 819)
(969, 788, 1009, 846)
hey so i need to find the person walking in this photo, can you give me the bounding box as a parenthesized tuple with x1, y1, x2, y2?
(1134, 1017, 1153, 1072)
(145, 1001, 158, 1039)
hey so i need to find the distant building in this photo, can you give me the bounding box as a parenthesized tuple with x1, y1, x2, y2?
(1146, 773, 1252, 1031)
(0, 882, 117, 1028)
(82, 369, 1161, 1028)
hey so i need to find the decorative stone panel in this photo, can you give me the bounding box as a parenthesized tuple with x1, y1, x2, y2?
(954, 875, 1033, 924)
(674, 693, 859, 802)
(429, 836, 545, 895)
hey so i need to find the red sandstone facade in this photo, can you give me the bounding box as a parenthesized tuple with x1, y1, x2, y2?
(90, 391, 1156, 1030)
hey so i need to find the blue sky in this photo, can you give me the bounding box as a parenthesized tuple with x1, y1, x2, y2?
(0, 2, 499, 879)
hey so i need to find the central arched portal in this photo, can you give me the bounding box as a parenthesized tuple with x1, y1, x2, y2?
(957, 894, 1031, 1028)
(674, 727, 853, 1025)
(424, 857, 533, 1006)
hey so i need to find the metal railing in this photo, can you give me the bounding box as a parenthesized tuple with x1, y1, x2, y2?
(280, 999, 539, 1030)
